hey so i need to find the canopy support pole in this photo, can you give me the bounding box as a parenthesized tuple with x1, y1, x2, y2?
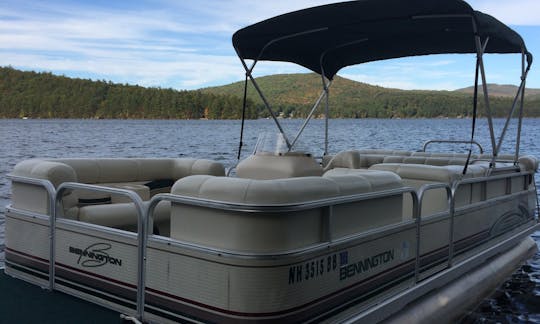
(290, 84, 331, 151)
(235, 52, 292, 150)
(515, 50, 530, 163)
(233, 29, 330, 153)
(474, 34, 497, 167)
(462, 56, 481, 175)
(316, 38, 369, 156)
(495, 52, 530, 159)
(237, 75, 249, 160)
(323, 76, 330, 156)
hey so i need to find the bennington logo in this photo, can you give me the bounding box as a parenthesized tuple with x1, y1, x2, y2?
(69, 243, 123, 268)
(339, 250, 394, 280)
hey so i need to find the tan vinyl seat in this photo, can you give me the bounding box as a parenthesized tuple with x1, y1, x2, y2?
(369, 163, 488, 217)
(169, 173, 404, 252)
(11, 158, 225, 235)
(236, 153, 323, 179)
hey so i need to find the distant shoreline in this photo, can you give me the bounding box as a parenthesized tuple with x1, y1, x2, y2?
(3, 116, 540, 121)
(3, 67, 540, 119)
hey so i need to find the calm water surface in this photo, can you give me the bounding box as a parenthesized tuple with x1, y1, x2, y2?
(0, 118, 539, 322)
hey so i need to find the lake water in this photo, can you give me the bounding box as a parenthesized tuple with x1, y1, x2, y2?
(0, 118, 539, 322)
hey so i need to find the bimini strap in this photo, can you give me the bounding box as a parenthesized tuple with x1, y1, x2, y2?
(463, 57, 480, 175)
(237, 74, 248, 160)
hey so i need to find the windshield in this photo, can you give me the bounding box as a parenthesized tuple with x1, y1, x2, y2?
(253, 132, 312, 156)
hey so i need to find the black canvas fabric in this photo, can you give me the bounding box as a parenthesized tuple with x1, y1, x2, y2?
(233, 0, 532, 79)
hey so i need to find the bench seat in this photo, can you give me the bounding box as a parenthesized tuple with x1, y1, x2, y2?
(169, 172, 404, 252)
(11, 158, 225, 235)
(369, 163, 490, 216)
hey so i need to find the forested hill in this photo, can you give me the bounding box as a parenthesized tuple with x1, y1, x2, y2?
(455, 84, 540, 98)
(202, 73, 540, 118)
(0, 66, 257, 119)
(1, 66, 539, 119)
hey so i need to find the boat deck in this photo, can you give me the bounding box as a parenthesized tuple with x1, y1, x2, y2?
(0, 270, 120, 323)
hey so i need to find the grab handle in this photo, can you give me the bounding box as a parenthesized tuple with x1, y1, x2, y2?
(422, 139, 484, 154)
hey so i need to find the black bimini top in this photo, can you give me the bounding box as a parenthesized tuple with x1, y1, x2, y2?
(232, 0, 532, 80)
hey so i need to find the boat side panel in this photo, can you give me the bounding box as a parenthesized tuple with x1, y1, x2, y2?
(54, 226, 139, 287)
(332, 195, 403, 237)
(145, 228, 418, 318)
(5, 211, 50, 266)
(419, 192, 531, 255)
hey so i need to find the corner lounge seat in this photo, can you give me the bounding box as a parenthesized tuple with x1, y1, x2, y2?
(369, 163, 489, 216)
(170, 171, 403, 252)
(11, 158, 225, 234)
(324, 150, 538, 173)
(323, 151, 470, 170)
(369, 163, 488, 183)
(384, 154, 538, 172)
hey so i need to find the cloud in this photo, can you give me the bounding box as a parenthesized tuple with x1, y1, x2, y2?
(469, 0, 540, 25)
(0, 1, 237, 88)
(0, 0, 333, 89)
(0, 0, 537, 91)
(158, 0, 344, 30)
(339, 58, 478, 90)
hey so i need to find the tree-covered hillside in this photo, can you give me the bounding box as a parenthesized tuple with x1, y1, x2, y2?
(0, 66, 257, 119)
(455, 84, 540, 98)
(1, 67, 539, 119)
(203, 73, 540, 118)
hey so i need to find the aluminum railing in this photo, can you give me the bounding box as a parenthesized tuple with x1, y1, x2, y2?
(7, 175, 57, 290)
(147, 187, 419, 253)
(55, 183, 147, 322)
(415, 183, 453, 283)
(422, 139, 484, 154)
(414, 170, 536, 282)
(7, 168, 537, 321)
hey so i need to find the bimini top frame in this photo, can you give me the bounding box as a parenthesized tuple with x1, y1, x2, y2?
(232, 0, 533, 162)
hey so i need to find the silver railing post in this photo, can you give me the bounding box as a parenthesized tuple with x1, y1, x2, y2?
(8, 175, 57, 291)
(47, 182, 57, 291)
(321, 205, 333, 242)
(415, 183, 453, 282)
(448, 184, 457, 267)
(55, 183, 147, 322)
(413, 190, 422, 284)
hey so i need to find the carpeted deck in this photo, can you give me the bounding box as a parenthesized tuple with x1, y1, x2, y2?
(0, 270, 121, 323)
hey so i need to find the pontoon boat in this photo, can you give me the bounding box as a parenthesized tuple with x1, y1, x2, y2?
(4, 0, 539, 322)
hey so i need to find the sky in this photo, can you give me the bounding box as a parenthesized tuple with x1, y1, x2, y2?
(1, 0, 539, 91)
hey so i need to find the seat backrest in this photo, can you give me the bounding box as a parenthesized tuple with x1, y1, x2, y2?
(236, 153, 323, 180)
